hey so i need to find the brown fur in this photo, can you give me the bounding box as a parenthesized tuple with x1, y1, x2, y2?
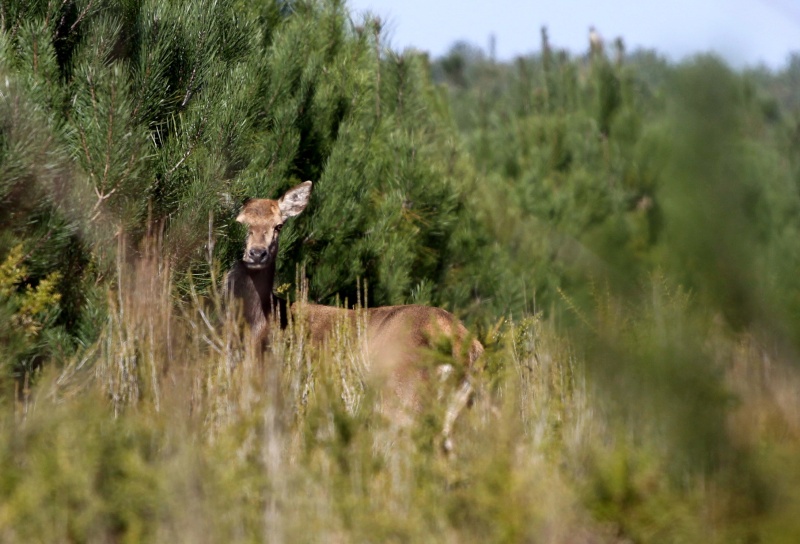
(294, 302, 483, 416)
(299, 303, 483, 367)
(226, 181, 483, 451)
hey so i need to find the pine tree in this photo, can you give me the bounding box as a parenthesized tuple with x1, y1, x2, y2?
(1, 0, 493, 380)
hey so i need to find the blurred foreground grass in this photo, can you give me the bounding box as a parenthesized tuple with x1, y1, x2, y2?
(2, 244, 800, 543)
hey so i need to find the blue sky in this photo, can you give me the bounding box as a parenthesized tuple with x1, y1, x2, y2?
(346, 0, 800, 69)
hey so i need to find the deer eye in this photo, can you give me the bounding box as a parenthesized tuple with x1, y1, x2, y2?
(274, 224, 284, 232)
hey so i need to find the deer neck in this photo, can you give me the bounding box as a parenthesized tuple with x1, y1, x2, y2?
(227, 257, 290, 342)
(246, 260, 277, 317)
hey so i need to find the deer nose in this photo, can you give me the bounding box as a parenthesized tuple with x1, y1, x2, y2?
(248, 247, 268, 263)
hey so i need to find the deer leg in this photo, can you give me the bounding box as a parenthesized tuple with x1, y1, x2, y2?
(441, 378, 473, 455)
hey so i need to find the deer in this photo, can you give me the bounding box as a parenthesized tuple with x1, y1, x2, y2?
(225, 180, 483, 452)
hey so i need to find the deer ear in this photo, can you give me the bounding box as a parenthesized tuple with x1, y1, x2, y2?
(233, 195, 253, 223)
(278, 181, 312, 221)
(235, 198, 252, 223)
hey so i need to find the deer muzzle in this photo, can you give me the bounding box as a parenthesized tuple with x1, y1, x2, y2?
(244, 246, 270, 268)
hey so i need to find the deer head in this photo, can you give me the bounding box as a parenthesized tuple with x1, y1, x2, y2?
(236, 181, 312, 269)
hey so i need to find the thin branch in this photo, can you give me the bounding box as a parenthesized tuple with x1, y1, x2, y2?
(56, 0, 69, 35)
(77, 124, 94, 178)
(131, 46, 159, 121)
(45, 0, 67, 32)
(69, 0, 93, 33)
(90, 187, 117, 221)
(181, 67, 197, 108)
(20, 229, 56, 264)
(265, 113, 290, 175)
(166, 115, 207, 175)
(167, 144, 194, 175)
(181, 28, 208, 109)
(32, 33, 38, 74)
(118, 147, 139, 189)
(102, 78, 116, 191)
(43, 0, 53, 28)
(93, 185, 116, 204)
(373, 18, 382, 119)
(9, 1, 29, 41)
(87, 71, 97, 114)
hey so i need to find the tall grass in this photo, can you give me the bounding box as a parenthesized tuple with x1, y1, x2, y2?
(2, 242, 800, 543)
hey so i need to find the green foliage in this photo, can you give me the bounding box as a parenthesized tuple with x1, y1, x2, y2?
(2, 263, 797, 542)
(433, 34, 800, 337)
(0, 0, 492, 371)
(0, 244, 65, 389)
(0, 394, 164, 543)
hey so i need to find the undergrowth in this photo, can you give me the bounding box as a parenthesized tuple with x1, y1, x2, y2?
(2, 246, 800, 543)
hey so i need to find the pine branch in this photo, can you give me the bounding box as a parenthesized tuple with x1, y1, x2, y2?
(180, 66, 197, 108)
(8, 1, 28, 41)
(69, 0, 93, 33)
(77, 124, 94, 181)
(43, 0, 54, 27)
(53, 0, 71, 42)
(90, 186, 116, 221)
(32, 30, 38, 74)
(101, 77, 116, 193)
(181, 28, 209, 109)
(166, 115, 207, 176)
(20, 229, 56, 264)
(373, 18, 381, 119)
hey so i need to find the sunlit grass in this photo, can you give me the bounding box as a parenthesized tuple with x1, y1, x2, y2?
(2, 247, 800, 543)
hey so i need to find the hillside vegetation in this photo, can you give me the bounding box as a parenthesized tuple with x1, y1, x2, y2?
(2, 1, 800, 542)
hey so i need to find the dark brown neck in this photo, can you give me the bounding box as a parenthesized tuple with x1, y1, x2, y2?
(247, 261, 276, 316)
(227, 260, 288, 337)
